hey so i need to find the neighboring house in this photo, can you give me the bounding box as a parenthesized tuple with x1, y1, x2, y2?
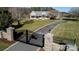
(30, 11, 50, 20)
(48, 10, 58, 17)
(48, 10, 59, 19)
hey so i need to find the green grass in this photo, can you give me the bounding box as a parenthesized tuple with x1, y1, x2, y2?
(0, 39, 15, 51)
(16, 19, 54, 31)
(52, 21, 79, 48)
(0, 43, 9, 51)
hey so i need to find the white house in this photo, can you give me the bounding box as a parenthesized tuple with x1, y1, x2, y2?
(30, 10, 60, 20)
(30, 11, 50, 20)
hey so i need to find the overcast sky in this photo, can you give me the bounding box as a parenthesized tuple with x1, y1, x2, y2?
(53, 7, 72, 12)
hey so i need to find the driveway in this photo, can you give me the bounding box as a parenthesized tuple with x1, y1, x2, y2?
(6, 42, 39, 51)
(36, 20, 65, 34)
(6, 20, 65, 51)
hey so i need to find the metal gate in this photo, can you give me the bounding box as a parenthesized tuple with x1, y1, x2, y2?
(13, 30, 44, 47)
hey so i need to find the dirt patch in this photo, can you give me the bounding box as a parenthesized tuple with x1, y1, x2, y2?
(0, 39, 16, 51)
(39, 48, 45, 51)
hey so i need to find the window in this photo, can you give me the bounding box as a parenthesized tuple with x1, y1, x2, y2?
(31, 16, 35, 18)
(36, 16, 39, 18)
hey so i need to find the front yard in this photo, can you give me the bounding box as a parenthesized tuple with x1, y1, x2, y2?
(16, 19, 54, 31)
(52, 20, 79, 48)
(0, 19, 54, 50)
(0, 39, 15, 51)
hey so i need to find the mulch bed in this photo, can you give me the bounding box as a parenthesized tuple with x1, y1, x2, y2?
(0, 39, 16, 51)
(0, 39, 15, 45)
(39, 48, 45, 51)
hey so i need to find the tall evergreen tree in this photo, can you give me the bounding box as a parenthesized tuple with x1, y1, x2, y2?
(0, 8, 12, 29)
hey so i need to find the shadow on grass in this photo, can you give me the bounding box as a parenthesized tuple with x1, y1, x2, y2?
(22, 20, 34, 25)
(63, 18, 79, 21)
(11, 24, 22, 29)
(53, 36, 75, 45)
(12, 20, 34, 29)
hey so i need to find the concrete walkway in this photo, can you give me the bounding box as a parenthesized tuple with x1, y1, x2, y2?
(6, 20, 65, 51)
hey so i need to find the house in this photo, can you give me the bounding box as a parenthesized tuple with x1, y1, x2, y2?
(30, 9, 61, 20)
(48, 10, 58, 16)
(48, 10, 59, 19)
(30, 11, 50, 20)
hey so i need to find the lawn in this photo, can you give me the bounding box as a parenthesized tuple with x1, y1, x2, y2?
(0, 39, 15, 51)
(52, 21, 79, 48)
(16, 19, 54, 32)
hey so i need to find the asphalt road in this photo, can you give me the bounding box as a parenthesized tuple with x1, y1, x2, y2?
(6, 20, 65, 51)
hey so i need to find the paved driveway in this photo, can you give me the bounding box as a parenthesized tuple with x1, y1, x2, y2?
(7, 42, 39, 51)
(6, 20, 65, 51)
(36, 20, 65, 34)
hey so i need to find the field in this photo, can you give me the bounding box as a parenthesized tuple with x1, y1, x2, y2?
(52, 21, 79, 48)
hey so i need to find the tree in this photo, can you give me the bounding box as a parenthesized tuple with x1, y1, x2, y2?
(69, 7, 79, 17)
(8, 7, 31, 25)
(0, 8, 12, 30)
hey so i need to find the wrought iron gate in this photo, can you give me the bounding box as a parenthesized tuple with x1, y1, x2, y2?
(13, 30, 44, 47)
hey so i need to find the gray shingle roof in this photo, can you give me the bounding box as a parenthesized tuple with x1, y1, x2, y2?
(30, 11, 49, 16)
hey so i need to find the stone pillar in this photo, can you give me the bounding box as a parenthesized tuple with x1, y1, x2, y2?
(66, 44, 78, 51)
(43, 33, 54, 51)
(0, 31, 3, 39)
(7, 27, 14, 41)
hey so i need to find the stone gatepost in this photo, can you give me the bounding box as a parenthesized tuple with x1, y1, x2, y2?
(0, 31, 3, 39)
(7, 27, 14, 41)
(43, 33, 54, 51)
(66, 44, 78, 51)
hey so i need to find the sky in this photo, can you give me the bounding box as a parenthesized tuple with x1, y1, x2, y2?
(53, 7, 72, 12)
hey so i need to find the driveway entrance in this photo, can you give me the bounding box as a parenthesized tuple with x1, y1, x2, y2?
(13, 30, 44, 47)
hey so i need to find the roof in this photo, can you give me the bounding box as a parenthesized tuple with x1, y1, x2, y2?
(48, 10, 58, 14)
(30, 11, 49, 16)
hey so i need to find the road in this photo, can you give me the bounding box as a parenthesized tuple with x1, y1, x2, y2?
(6, 20, 65, 51)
